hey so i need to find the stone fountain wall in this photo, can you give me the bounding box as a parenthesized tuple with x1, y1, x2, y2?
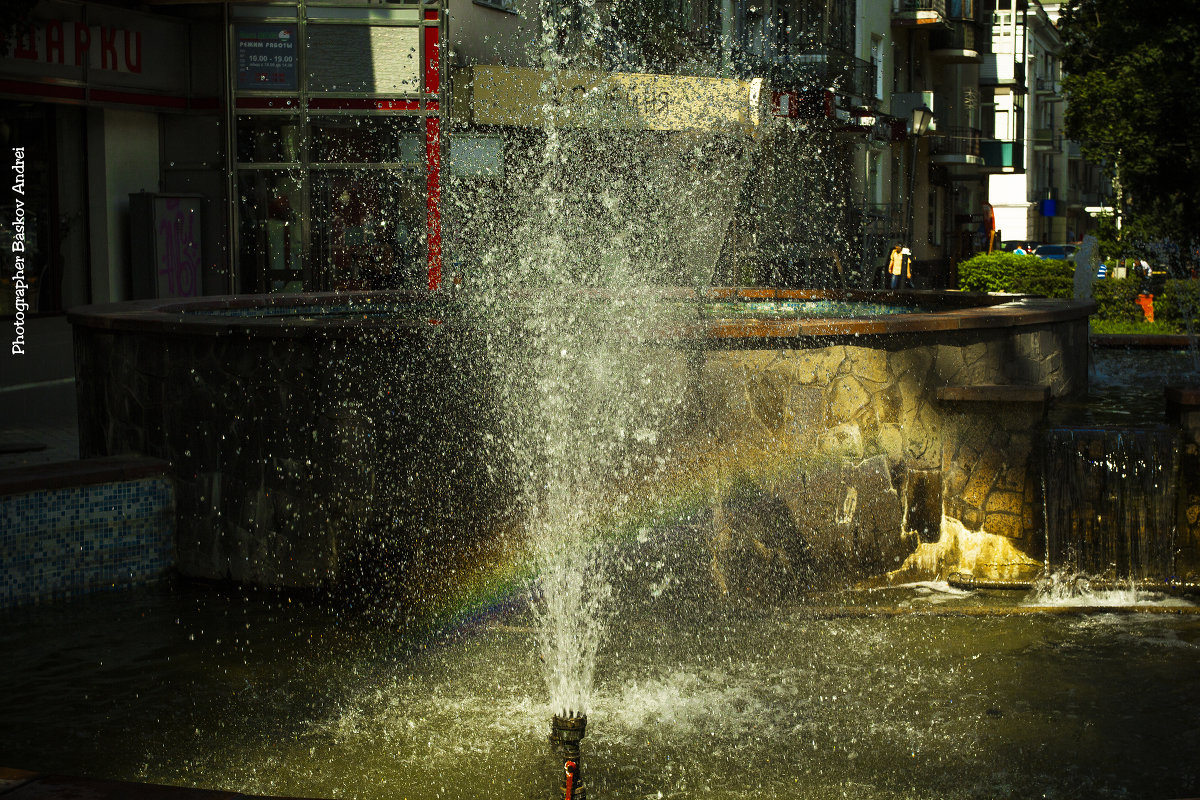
(1169, 388, 1200, 580)
(697, 320, 1088, 591)
(74, 316, 512, 593)
(72, 294, 1101, 594)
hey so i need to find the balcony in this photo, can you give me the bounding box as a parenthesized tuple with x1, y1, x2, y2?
(892, 0, 948, 27)
(931, 126, 983, 165)
(981, 54, 1026, 89)
(1032, 127, 1060, 152)
(742, 49, 877, 104)
(1034, 77, 1061, 95)
(980, 139, 1024, 172)
(931, 21, 984, 63)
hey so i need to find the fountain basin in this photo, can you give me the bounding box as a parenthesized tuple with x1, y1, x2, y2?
(69, 289, 1097, 594)
(1, 582, 1198, 800)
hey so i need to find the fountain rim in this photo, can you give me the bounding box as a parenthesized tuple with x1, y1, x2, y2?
(67, 287, 1095, 340)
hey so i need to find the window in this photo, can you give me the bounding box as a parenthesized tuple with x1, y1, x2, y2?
(310, 117, 422, 165)
(236, 116, 303, 164)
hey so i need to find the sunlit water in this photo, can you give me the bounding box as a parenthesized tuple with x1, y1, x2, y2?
(1, 581, 1198, 800)
(1050, 347, 1200, 426)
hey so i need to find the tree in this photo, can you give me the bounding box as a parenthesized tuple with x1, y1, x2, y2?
(1060, 0, 1200, 257)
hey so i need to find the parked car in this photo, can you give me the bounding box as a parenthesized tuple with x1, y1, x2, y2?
(1033, 244, 1078, 260)
(997, 240, 1038, 254)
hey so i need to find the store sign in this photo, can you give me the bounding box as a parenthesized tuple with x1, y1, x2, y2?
(0, 1, 188, 93)
(465, 66, 764, 135)
(236, 24, 298, 91)
(305, 24, 420, 95)
(5, 20, 143, 73)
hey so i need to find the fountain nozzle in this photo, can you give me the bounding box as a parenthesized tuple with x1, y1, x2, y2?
(549, 713, 587, 800)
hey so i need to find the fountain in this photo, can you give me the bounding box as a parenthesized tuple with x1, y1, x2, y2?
(19, 6, 1200, 800)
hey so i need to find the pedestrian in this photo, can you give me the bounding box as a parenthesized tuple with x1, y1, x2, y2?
(1012, 244, 1026, 255)
(888, 243, 910, 290)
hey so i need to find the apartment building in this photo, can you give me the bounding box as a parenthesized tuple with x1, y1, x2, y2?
(982, 0, 1106, 246)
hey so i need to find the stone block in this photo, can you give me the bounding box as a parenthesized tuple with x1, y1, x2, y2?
(747, 370, 788, 432)
(984, 511, 1023, 539)
(997, 463, 1027, 492)
(825, 375, 871, 425)
(902, 404, 940, 466)
(784, 385, 823, 449)
(888, 346, 934, 384)
(818, 423, 864, 459)
(877, 423, 904, 466)
(790, 347, 846, 385)
(961, 450, 1003, 509)
(845, 346, 891, 385)
(934, 344, 966, 384)
(962, 507, 982, 529)
(985, 488, 1024, 516)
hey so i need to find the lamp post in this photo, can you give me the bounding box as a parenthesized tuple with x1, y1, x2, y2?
(906, 105, 934, 253)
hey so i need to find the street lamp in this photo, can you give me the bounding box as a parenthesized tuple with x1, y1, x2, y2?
(910, 104, 935, 138)
(906, 105, 934, 263)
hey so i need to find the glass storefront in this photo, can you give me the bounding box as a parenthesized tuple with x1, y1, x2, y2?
(230, 2, 441, 293)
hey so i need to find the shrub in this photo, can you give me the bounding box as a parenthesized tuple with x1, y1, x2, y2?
(1009, 273, 1075, 299)
(1089, 318, 1182, 335)
(1156, 279, 1200, 327)
(1091, 277, 1146, 323)
(956, 252, 1075, 296)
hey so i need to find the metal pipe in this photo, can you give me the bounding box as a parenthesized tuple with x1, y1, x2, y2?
(549, 713, 587, 800)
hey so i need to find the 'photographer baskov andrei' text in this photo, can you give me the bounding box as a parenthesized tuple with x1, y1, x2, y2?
(11, 146, 28, 355)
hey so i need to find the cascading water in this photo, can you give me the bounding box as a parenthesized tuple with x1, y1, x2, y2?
(1041, 426, 1180, 583)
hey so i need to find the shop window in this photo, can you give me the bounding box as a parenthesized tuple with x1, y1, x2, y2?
(311, 169, 426, 290)
(236, 116, 303, 164)
(309, 117, 423, 164)
(237, 170, 306, 292)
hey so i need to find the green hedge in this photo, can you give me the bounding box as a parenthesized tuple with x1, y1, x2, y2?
(1089, 277, 1199, 329)
(1156, 279, 1200, 327)
(957, 253, 1075, 297)
(1091, 277, 1144, 322)
(955, 254, 1200, 330)
(1089, 318, 1182, 335)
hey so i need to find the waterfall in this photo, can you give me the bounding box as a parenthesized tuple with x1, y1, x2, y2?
(1042, 426, 1180, 582)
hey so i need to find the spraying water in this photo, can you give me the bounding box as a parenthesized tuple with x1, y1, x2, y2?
(446, 1, 759, 724)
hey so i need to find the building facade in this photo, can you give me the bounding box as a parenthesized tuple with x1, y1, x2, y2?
(1, 0, 1106, 312)
(982, 0, 1107, 247)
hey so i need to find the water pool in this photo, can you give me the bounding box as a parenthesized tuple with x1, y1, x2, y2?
(2, 580, 1197, 800)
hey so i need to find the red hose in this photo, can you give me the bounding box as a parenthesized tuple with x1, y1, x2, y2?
(564, 760, 577, 799)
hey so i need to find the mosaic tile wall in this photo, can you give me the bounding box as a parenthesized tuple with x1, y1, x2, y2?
(0, 478, 175, 608)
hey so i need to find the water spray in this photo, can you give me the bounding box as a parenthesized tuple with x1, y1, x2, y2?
(548, 711, 587, 799)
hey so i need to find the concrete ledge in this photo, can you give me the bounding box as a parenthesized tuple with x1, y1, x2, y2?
(935, 384, 1051, 404)
(1091, 334, 1195, 349)
(0, 769, 321, 800)
(0, 456, 171, 496)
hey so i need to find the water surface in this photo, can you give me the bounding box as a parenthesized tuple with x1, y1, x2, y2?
(2, 582, 1197, 800)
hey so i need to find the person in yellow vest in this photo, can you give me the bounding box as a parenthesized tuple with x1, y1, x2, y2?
(888, 243, 911, 290)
